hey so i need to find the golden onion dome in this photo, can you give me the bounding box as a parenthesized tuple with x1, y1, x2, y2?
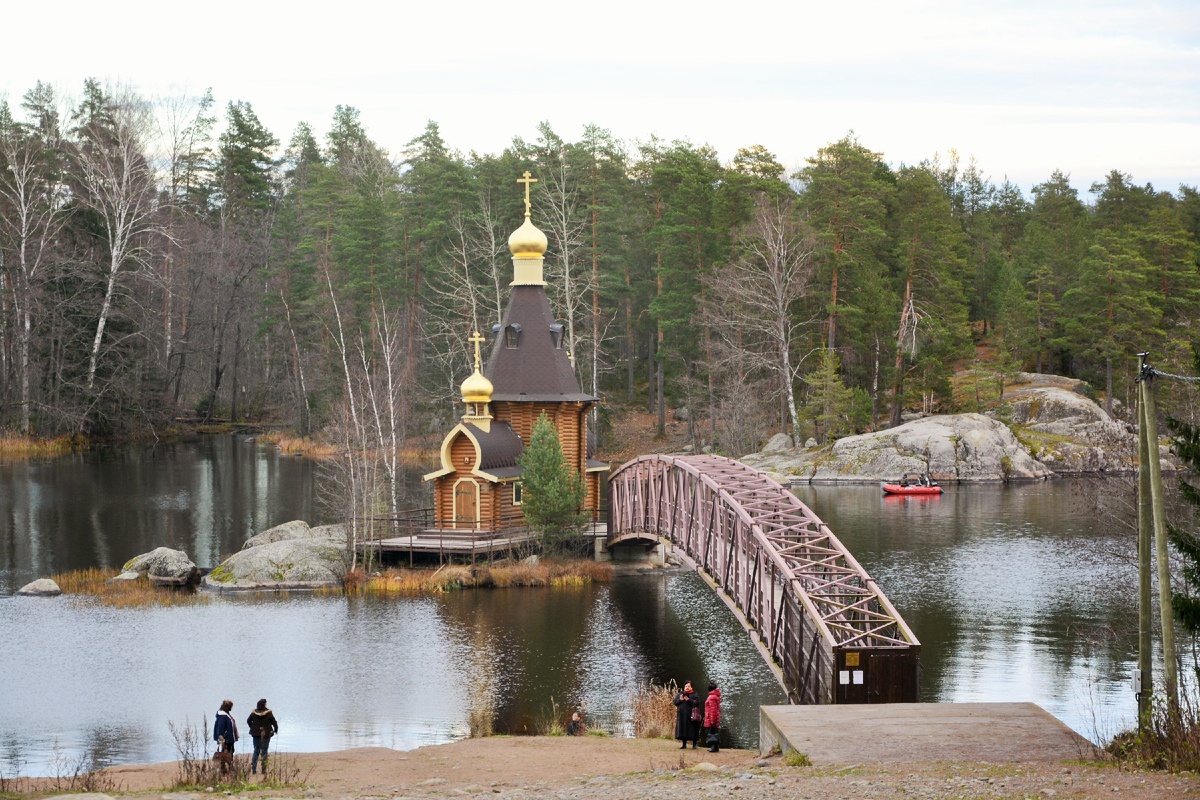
(508, 215, 548, 258)
(460, 367, 494, 405)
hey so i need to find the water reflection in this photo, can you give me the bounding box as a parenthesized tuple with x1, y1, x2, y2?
(0, 440, 1166, 774)
(0, 437, 323, 592)
(793, 481, 1143, 741)
(0, 573, 784, 777)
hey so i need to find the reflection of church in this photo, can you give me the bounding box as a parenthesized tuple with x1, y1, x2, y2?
(421, 173, 608, 543)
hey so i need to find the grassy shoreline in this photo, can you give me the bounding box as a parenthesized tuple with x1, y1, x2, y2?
(0, 434, 83, 459)
(48, 559, 614, 607)
(337, 559, 615, 595)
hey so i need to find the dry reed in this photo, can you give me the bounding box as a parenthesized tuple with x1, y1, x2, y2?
(52, 568, 207, 608)
(630, 680, 680, 739)
(331, 559, 614, 597)
(257, 432, 434, 467)
(258, 433, 339, 459)
(0, 434, 79, 459)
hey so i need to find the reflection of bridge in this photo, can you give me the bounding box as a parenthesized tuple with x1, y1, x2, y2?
(607, 454, 920, 704)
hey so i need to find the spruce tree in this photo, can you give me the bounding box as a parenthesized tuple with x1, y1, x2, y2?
(517, 412, 589, 554)
(1165, 406, 1200, 680)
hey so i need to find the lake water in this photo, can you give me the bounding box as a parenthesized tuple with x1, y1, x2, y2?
(0, 438, 1153, 776)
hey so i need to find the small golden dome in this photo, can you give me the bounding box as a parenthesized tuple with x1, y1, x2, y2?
(461, 368, 493, 405)
(508, 215, 548, 258)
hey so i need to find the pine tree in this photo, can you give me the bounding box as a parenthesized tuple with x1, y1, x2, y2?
(1165, 406, 1200, 679)
(517, 412, 589, 553)
(796, 134, 893, 356)
(1014, 170, 1091, 373)
(888, 166, 972, 424)
(802, 348, 861, 444)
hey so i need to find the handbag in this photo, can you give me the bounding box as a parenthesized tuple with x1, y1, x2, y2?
(705, 731, 719, 746)
(690, 706, 701, 722)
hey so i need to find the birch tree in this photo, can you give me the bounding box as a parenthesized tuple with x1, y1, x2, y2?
(528, 124, 592, 372)
(69, 81, 161, 396)
(703, 193, 817, 444)
(0, 95, 66, 433)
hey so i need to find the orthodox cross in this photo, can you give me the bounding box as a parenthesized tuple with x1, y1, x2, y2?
(468, 330, 486, 371)
(518, 170, 537, 216)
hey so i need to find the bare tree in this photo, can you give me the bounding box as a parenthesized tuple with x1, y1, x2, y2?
(69, 84, 161, 394)
(534, 125, 594, 377)
(154, 88, 214, 390)
(423, 191, 509, 407)
(0, 98, 67, 432)
(703, 193, 817, 444)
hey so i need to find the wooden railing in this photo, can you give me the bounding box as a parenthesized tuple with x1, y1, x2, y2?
(363, 504, 607, 564)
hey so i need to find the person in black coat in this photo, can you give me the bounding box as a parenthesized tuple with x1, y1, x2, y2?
(672, 680, 700, 749)
(213, 699, 238, 772)
(246, 698, 279, 774)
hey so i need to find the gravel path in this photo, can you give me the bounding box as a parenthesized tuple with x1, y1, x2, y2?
(15, 737, 1199, 800)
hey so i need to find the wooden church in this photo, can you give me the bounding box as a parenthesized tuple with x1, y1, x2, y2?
(422, 173, 608, 539)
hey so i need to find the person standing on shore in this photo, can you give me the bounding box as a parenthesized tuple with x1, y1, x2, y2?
(213, 700, 238, 772)
(247, 698, 279, 774)
(703, 682, 722, 753)
(672, 681, 699, 749)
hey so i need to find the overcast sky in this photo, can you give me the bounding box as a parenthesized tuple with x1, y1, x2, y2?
(4, 0, 1198, 197)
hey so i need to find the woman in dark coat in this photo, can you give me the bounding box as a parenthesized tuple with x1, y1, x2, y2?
(672, 680, 700, 749)
(247, 698, 279, 774)
(213, 699, 238, 772)
(703, 682, 722, 752)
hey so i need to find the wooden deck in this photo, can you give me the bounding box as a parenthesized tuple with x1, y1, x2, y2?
(369, 522, 609, 558)
(374, 528, 541, 555)
(760, 702, 1097, 763)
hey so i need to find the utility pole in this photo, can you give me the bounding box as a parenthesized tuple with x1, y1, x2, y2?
(1135, 353, 1153, 727)
(1138, 354, 1179, 712)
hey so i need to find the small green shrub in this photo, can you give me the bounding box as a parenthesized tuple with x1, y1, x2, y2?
(782, 749, 812, 767)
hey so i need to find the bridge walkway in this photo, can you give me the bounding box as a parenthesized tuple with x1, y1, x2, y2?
(607, 454, 920, 704)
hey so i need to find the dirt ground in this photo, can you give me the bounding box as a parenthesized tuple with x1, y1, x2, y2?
(13, 736, 1199, 800)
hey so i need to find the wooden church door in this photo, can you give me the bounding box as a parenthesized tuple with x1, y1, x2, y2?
(454, 480, 478, 528)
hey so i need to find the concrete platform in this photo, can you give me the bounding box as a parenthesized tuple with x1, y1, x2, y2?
(760, 703, 1098, 764)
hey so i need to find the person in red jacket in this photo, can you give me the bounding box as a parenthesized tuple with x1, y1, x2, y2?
(703, 682, 722, 753)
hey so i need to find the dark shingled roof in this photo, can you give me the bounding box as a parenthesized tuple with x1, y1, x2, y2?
(464, 421, 524, 471)
(485, 286, 596, 402)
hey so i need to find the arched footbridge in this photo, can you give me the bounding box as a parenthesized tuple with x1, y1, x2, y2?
(608, 454, 920, 704)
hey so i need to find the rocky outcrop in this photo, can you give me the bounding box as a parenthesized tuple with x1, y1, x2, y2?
(998, 384, 1154, 474)
(16, 578, 61, 596)
(122, 547, 199, 586)
(743, 413, 1052, 484)
(736, 371, 1177, 483)
(240, 519, 314, 550)
(761, 433, 795, 454)
(204, 521, 347, 591)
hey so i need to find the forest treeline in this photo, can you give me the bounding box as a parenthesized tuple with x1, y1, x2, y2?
(3, 80, 1200, 458)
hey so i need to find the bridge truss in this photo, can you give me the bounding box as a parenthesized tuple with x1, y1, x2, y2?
(608, 454, 920, 704)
